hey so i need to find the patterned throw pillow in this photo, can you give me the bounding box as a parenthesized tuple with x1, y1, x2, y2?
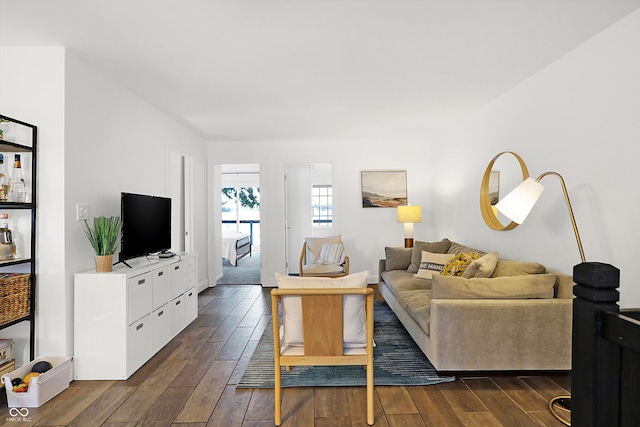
(317, 242, 345, 264)
(414, 251, 456, 279)
(441, 252, 480, 277)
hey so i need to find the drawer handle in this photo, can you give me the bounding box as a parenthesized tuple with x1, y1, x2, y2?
(157, 271, 164, 277)
(158, 310, 164, 317)
(137, 323, 144, 331)
(189, 292, 193, 297)
(175, 300, 181, 306)
(138, 279, 146, 285)
(174, 265, 180, 271)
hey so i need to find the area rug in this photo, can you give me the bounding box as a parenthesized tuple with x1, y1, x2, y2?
(237, 300, 455, 388)
(217, 252, 261, 285)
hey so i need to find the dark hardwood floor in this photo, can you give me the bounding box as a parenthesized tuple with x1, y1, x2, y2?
(0, 284, 571, 426)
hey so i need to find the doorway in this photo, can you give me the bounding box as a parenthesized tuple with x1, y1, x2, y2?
(217, 164, 261, 285)
(168, 149, 193, 253)
(285, 163, 333, 275)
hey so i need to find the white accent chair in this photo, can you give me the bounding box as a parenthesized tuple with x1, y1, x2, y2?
(299, 235, 349, 278)
(271, 285, 374, 425)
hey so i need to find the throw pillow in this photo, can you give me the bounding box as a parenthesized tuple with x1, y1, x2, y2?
(414, 251, 456, 279)
(447, 241, 487, 257)
(305, 235, 342, 265)
(431, 273, 557, 299)
(275, 270, 369, 348)
(384, 246, 412, 271)
(441, 252, 479, 277)
(317, 242, 345, 265)
(407, 238, 452, 273)
(462, 251, 499, 279)
(491, 259, 546, 277)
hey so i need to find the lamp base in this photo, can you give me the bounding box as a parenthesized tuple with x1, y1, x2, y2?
(404, 238, 414, 248)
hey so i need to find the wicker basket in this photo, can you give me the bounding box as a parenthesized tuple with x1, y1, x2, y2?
(0, 273, 31, 327)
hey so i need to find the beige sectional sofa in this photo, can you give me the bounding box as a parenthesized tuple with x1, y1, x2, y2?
(378, 238, 574, 372)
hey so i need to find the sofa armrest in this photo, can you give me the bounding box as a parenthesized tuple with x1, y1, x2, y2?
(429, 298, 572, 371)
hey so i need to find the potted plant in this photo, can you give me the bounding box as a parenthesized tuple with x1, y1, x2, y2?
(0, 118, 9, 140)
(83, 216, 122, 272)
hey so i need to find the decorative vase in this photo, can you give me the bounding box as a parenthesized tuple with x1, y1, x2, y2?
(95, 255, 113, 272)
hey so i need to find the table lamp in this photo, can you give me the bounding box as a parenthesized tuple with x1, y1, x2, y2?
(397, 205, 422, 248)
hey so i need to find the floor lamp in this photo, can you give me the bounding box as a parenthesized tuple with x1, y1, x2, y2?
(495, 171, 584, 426)
(397, 205, 422, 248)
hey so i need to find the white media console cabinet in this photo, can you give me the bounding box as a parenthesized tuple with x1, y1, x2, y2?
(74, 253, 197, 380)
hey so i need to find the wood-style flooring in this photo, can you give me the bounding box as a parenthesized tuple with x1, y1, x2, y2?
(0, 284, 571, 426)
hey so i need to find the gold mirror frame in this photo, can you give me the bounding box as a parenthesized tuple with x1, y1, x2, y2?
(480, 151, 530, 231)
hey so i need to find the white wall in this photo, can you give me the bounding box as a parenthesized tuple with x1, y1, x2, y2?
(434, 8, 640, 307)
(0, 47, 209, 364)
(0, 47, 66, 364)
(208, 9, 640, 307)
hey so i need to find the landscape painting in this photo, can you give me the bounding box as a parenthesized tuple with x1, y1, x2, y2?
(361, 170, 408, 208)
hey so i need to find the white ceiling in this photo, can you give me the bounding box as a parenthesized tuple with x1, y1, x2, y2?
(2, 0, 639, 141)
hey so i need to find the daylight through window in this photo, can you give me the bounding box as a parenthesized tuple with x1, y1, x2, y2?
(312, 185, 332, 227)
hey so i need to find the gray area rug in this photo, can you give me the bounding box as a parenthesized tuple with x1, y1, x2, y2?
(217, 252, 261, 285)
(237, 300, 456, 388)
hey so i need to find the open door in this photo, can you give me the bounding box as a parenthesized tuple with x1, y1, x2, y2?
(285, 163, 333, 275)
(168, 149, 193, 253)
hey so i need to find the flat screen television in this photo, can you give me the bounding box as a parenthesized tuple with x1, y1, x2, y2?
(120, 192, 171, 263)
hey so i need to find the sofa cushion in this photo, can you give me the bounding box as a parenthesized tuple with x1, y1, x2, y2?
(384, 246, 412, 271)
(492, 259, 546, 277)
(462, 251, 499, 279)
(395, 289, 432, 335)
(441, 252, 479, 277)
(431, 273, 557, 299)
(381, 269, 432, 294)
(275, 270, 369, 347)
(447, 241, 486, 256)
(415, 251, 456, 279)
(407, 239, 452, 273)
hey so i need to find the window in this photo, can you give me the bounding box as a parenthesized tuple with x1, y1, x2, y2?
(312, 185, 332, 227)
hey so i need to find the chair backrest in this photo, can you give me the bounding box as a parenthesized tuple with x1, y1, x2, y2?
(271, 286, 374, 360)
(303, 234, 342, 265)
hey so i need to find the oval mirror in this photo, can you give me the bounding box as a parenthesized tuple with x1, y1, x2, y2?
(480, 151, 530, 231)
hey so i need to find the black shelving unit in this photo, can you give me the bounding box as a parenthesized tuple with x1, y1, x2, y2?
(0, 114, 37, 361)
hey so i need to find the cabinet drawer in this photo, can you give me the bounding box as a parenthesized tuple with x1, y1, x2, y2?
(184, 270, 195, 291)
(183, 256, 196, 273)
(128, 273, 152, 325)
(152, 266, 170, 309)
(184, 286, 198, 324)
(170, 262, 184, 300)
(170, 295, 185, 336)
(151, 303, 171, 352)
(127, 314, 152, 376)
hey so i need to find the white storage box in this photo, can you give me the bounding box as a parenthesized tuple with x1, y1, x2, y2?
(2, 356, 73, 408)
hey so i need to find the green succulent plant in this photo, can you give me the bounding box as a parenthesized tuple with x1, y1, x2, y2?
(83, 216, 122, 256)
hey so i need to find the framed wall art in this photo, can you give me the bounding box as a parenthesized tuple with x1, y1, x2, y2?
(361, 170, 408, 208)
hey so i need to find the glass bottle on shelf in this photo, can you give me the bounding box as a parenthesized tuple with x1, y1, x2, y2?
(0, 154, 7, 201)
(8, 154, 25, 203)
(0, 214, 15, 260)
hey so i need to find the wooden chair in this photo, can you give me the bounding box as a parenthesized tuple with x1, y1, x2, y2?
(299, 235, 349, 278)
(271, 287, 375, 425)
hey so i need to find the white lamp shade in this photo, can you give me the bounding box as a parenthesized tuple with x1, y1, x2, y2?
(495, 177, 544, 224)
(397, 205, 422, 223)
